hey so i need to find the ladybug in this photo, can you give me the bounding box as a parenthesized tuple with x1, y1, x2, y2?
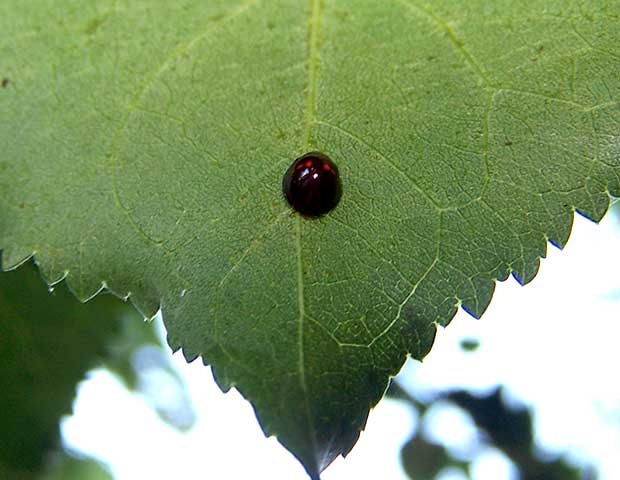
(282, 152, 342, 217)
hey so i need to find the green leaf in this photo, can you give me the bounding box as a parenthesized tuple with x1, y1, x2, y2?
(1, 1, 618, 477)
(43, 455, 113, 480)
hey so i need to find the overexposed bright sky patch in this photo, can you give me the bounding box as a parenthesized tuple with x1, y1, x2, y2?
(62, 209, 620, 479)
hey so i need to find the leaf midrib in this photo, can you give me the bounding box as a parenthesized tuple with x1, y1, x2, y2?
(296, 0, 324, 472)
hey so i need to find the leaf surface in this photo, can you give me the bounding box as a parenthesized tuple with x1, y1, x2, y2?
(1, 1, 618, 477)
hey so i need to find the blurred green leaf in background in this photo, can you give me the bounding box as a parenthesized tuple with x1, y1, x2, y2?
(0, 259, 194, 479)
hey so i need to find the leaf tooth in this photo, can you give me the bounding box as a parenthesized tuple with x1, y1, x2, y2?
(0, 246, 34, 271)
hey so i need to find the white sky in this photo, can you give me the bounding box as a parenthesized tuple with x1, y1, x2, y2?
(62, 208, 620, 480)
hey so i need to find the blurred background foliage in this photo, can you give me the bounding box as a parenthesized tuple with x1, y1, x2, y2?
(387, 378, 593, 480)
(0, 258, 194, 480)
(0, 252, 615, 479)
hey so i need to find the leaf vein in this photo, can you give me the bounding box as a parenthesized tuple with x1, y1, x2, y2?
(296, 0, 325, 470)
(314, 119, 442, 209)
(106, 0, 258, 248)
(395, 0, 490, 86)
(366, 212, 443, 348)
